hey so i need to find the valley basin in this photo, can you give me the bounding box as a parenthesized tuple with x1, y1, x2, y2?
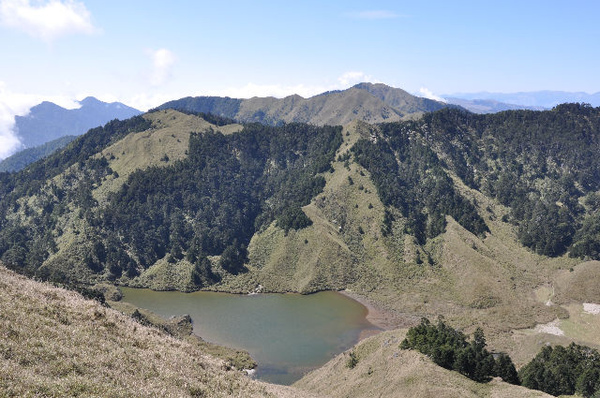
(120, 288, 379, 384)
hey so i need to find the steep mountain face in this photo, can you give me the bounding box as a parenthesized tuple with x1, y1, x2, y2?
(15, 96, 141, 149)
(158, 82, 451, 125)
(2, 103, 600, 374)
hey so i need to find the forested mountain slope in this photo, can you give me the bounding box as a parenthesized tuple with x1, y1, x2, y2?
(2, 104, 600, 371)
(0, 135, 77, 172)
(2, 104, 600, 286)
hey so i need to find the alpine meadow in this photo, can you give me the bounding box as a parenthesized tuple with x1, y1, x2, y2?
(1, 80, 600, 397)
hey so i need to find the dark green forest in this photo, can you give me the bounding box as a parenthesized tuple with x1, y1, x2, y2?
(1, 104, 600, 287)
(425, 104, 600, 258)
(354, 103, 600, 258)
(0, 116, 152, 280)
(519, 342, 600, 397)
(352, 124, 489, 244)
(0, 116, 342, 285)
(400, 317, 519, 384)
(99, 122, 341, 280)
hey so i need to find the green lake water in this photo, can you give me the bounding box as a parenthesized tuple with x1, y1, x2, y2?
(120, 288, 378, 384)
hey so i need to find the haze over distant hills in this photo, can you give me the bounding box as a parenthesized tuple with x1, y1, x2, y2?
(0, 97, 141, 171)
(0, 135, 78, 173)
(158, 82, 453, 125)
(443, 98, 545, 114)
(15, 96, 141, 149)
(446, 90, 600, 109)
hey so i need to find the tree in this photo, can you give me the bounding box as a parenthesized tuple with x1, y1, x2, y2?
(400, 318, 511, 384)
(219, 240, 247, 275)
(520, 343, 600, 397)
(494, 353, 520, 385)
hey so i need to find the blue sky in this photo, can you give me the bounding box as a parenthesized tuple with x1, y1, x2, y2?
(0, 0, 599, 157)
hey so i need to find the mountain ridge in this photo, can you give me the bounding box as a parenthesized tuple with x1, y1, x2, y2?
(14, 96, 141, 149)
(0, 135, 78, 172)
(158, 82, 452, 125)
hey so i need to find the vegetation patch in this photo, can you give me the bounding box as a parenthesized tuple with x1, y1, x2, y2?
(519, 343, 600, 397)
(400, 317, 519, 384)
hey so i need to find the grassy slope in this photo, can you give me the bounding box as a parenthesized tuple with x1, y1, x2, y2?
(236, 88, 405, 126)
(0, 265, 315, 398)
(36, 110, 242, 286)
(238, 119, 599, 370)
(295, 330, 554, 398)
(102, 112, 600, 384)
(0, 264, 561, 398)
(94, 109, 242, 202)
(4, 110, 599, 396)
(240, 120, 391, 293)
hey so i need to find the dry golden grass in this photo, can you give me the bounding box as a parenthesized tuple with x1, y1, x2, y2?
(0, 265, 316, 397)
(94, 109, 242, 202)
(0, 262, 569, 398)
(295, 330, 554, 398)
(236, 88, 405, 126)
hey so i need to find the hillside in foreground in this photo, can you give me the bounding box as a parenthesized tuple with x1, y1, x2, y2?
(296, 330, 553, 398)
(0, 264, 557, 397)
(0, 264, 309, 397)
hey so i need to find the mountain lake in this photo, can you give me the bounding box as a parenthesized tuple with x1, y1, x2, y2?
(120, 288, 378, 384)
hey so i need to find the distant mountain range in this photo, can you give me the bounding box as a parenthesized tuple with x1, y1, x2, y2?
(445, 90, 600, 109)
(0, 97, 141, 171)
(443, 98, 545, 114)
(15, 96, 141, 149)
(158, 82, 453, 125)
(5, 86, 598, 173)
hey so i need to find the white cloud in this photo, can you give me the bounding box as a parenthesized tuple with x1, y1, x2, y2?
(337, 71, 379, 87)
(419, 87, 446, 103)
(126, 92, 176, 112)
(148, 48, 176, 86)
(0, 121, 21, 159)
(346, 10, 402, 20)
(213, 72, 381, 99)
(0, 0, 98, 42)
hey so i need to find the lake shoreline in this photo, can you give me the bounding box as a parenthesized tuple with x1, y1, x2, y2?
(338, 290, 417, 341)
